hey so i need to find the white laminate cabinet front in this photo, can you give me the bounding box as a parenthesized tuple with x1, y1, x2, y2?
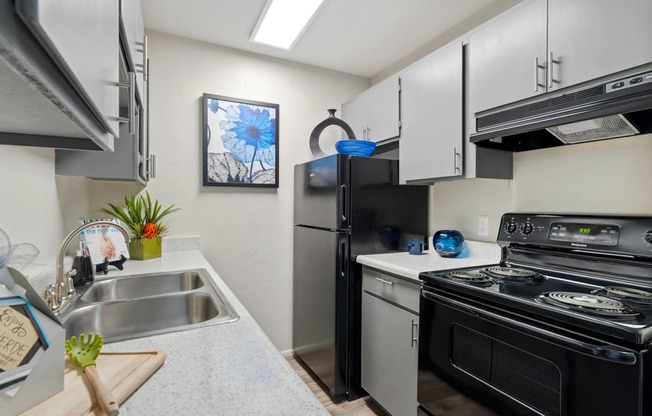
(341, 76, 400, 143)
(469, 0, 547, 114)
(15, 0, 120, 137)
(546, 0, 652, 91)
(469, 0, 652, 115)
(400, 41, 463, 183)
(361, 268, 420, 416)
(361, 291, 418, 416)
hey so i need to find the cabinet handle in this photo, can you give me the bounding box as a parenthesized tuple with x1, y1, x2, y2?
(534, 57, 545, 92)
(112, 72, 136, 134)
(547, 51, 560, 89)
(375, 277, 394, 286)
(136, 36, 148, 82)
(453, 147, 461, 172)
(411, 319, 418, 347)
(147, 154, 156, 180)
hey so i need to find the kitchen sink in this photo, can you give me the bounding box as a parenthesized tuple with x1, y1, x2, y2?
(81, 270, 205, 302)
(60, 269, 239, 343)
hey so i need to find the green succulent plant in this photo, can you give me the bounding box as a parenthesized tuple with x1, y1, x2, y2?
(99, 192, 179, 240)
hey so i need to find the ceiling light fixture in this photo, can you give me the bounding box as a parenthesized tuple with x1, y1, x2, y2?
(250, 0, 325, 50)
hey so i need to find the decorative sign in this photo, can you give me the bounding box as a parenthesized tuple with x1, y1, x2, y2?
(0, 306, 39, 371)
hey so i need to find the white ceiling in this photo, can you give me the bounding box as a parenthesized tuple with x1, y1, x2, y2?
(142, 0, 520, 78)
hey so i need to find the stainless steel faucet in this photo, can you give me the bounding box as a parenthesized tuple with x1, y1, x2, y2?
(45, 220, 130, 313)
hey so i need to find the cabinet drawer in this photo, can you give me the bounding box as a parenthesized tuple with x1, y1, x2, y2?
(362, 267, 420, 314)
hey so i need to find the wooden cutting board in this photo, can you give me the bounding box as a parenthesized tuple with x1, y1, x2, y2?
(21, 350, 166, 416)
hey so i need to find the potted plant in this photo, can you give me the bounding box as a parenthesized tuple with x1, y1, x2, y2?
(99, 192, 179, 260)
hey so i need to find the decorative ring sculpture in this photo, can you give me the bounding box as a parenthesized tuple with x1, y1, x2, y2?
(309, 109, 357, 158)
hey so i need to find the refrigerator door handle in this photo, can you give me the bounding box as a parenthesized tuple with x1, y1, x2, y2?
(340, 240, 348, 277)
(340, 185, 348, 223)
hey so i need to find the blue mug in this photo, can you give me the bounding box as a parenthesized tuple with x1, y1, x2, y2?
(407, 239, 424, 255)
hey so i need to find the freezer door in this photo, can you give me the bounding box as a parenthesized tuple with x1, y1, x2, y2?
(294, 155, 349, 230)
(293, 225, 349, 398)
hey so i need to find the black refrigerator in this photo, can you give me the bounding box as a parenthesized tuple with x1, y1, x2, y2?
(293, 154, 428, 400)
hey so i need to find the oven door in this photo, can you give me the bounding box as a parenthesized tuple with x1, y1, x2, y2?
(418, 287, 649, 416)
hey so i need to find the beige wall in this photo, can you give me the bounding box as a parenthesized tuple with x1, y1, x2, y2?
(88, 31, 368, 351)
(429, 134, 652, 241)
(0, 146, 92, 261)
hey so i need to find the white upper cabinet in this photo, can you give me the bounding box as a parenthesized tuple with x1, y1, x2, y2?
(469, 0, 547, 114)
(470, 0, 652, 114)
(400, 42, 463, 183)
(547, 0, 652, 91)
(120, 0, 146, 98)
(341, 76, 400, 143)
(15, 0, 120, 138)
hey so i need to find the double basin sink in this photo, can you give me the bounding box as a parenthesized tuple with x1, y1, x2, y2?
(59, 269, 239, 343)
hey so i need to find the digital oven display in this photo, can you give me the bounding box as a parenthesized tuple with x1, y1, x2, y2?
(548, 222, 620, 246)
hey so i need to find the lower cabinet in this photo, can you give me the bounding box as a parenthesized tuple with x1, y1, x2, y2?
(361, 267, 419, 416)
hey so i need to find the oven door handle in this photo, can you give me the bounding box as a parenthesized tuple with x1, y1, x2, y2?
(422, 290, 638, 365)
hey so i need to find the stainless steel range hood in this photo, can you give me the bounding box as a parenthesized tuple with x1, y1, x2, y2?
(470, 70, 652, 152)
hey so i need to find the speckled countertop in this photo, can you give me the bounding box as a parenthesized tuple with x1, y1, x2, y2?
(356, 240, 502, 281)
(21, 245, 328, 416)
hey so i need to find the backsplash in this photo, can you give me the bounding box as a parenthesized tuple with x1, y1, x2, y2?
(430, 133, 652, 241)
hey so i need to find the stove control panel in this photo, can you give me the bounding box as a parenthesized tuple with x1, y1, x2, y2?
(548, 222, 619, 246)
(497, 214, 652, 258)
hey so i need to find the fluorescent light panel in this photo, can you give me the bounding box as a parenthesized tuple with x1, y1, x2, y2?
(251, 0, 325, 50)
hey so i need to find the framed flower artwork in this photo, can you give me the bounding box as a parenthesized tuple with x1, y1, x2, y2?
(202, 93, 279, 188)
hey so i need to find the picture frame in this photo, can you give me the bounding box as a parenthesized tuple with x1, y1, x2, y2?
(202, 93, 279, 188)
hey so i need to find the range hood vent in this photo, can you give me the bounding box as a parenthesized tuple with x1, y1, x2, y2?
(471, 70, 652, 152)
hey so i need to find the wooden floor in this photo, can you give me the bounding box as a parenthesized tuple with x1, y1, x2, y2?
(287, 355, 390, 416)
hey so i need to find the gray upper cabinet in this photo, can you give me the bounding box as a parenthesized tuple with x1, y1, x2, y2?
(469, 0, 547, 114)
(0, 1, 119, 151)
(120, 0, 146, 98)
(55, 0, 153, 183)
(547, 0, 652, 91)
(15, 0, 120, 138)
(341, 76, 400, 143)
(470, 0, 652, 114)
(400, 41, 463, 184)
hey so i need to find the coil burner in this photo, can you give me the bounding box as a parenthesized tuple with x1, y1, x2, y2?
(539, 291, 640, 318)
(600, 286, 652, 304)
(483, 266, 545, 285)
(446, 270, 493, 287)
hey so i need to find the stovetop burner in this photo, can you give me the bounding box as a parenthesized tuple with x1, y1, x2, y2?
(602, 287, 652, 303)
(538, 291, 641, 318)
(446, 270, 493, 286)
(483, 266, 545, 285)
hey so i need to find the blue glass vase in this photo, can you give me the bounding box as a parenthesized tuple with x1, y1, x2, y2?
(434, 230, 465, 257)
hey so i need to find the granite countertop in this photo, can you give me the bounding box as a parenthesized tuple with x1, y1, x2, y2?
(356, 240, 502, 282)
(22, 248, 328, 416)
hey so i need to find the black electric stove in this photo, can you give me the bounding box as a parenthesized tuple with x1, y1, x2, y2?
(417, 214, 652, 416)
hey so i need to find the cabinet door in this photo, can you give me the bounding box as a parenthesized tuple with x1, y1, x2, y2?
(364, 76, 400, 143)
(341, 95, 367, 141)
(400, 42, 463, 183)
(361, 291, 418, 416)
(341, 76, 400, 143)
(120, 0, 146, 97)
(547, 0, 652, 91)
(16, 0, 120, 138)
(469, 0, 547, 113)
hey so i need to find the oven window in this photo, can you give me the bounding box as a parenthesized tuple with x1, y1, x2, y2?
(451, 325, 561, 416)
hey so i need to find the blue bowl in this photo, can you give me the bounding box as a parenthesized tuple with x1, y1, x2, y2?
(335, 140, 376, 157)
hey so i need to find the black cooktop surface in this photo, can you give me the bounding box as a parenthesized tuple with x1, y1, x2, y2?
(420, 264, 652, 344)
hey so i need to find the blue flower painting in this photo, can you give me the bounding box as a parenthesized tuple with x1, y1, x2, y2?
(202, 94, 279, 188)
